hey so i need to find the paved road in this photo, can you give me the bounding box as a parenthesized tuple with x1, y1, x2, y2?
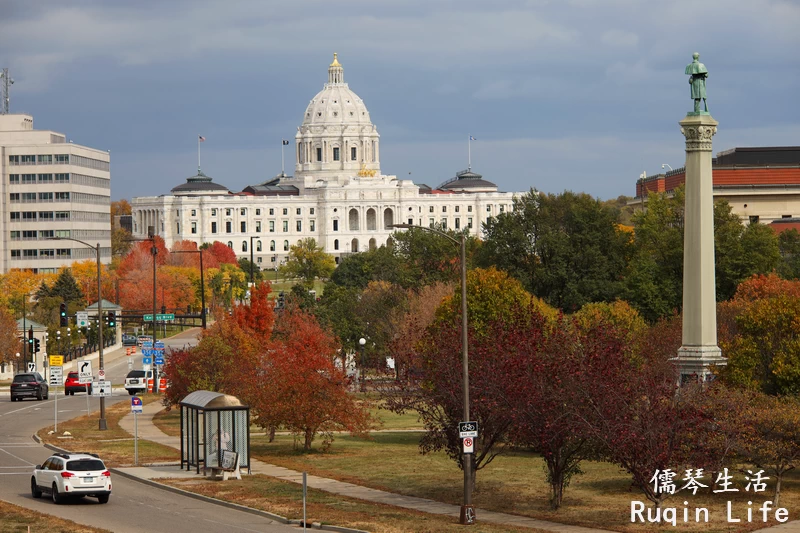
(0, 329, 295, 533)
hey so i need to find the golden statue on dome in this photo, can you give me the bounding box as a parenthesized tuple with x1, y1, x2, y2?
(357, 162, 377, 177)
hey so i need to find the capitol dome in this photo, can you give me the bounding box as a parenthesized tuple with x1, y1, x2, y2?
(295, 54, 381, 181)
(302, 54, 372, 127)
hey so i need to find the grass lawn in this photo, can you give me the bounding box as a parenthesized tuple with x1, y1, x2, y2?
(159, 475, 545, 533)
(151, 404, 799, 532)
(0, 500, 111, 533)
(39, 395, 179, 467)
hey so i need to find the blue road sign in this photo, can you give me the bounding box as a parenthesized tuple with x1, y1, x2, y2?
(143, 342, 153, 349)
(155, 356, 165, 366)
(142, 356, 152, 365)
(155, 341, 165, 348)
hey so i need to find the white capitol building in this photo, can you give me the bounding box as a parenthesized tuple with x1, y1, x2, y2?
(131, 54, 519, 265)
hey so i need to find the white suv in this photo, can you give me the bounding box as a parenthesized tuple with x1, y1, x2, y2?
(31, 452, 111, 504)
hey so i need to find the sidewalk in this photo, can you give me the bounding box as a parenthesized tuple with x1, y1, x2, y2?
(118, 402, 607, 533)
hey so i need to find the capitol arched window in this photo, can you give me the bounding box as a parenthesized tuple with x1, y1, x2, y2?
(270, 240, 275, 251)
(256, 240, 262, 252)
(351, 147, 357, 161)
(227, 241, 233, 248)
(283, 240, 289, 251)
(333, 147, 340, 161)
(242, 241, 248, 252)
(334, 239, 339, 250)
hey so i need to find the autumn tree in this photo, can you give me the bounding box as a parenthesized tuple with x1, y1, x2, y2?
(251, 307, 372, 450)
(0, 306, 22, 369)
(573, 322, 705, 509)
(202, 241, 240, 266)
(280, 238, 335, 288)
(0, 269, 51, 317)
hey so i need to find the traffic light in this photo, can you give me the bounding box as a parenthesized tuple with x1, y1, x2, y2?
(107, 311, 116, 328)
(33, 338, 40, 353)
(277, 291, 285, 309)
(59, 302, 68, 327)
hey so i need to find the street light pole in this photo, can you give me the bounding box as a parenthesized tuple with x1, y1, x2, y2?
(48, 237, 107, 430)
(390, 223, 474, 523)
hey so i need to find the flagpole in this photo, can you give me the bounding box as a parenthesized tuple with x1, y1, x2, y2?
(281, 140, 285, 177)
(468, 135, 472, 171)
(198, 135, 201, 173)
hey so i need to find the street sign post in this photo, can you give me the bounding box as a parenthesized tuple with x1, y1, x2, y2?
(131, 396, 143, 465)
(78, 361, 92, 384)
(459, 421, 479, 438)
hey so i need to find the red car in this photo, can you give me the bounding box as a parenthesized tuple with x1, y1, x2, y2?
(64, 371, 92, 396)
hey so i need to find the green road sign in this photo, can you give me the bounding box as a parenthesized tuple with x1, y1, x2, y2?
(143, 313, 175, 321)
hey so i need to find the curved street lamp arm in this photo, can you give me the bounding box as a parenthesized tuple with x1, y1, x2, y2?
(389, 223, 460, 247)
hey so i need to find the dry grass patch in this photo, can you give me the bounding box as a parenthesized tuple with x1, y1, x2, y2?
(0, 500, 111, 533)
(249, 430, 799, 533)
(159, 475, 544, 533)
(38, 395, 179, 467)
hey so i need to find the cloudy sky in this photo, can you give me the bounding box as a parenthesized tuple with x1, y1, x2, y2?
(1, 0, 798, 201)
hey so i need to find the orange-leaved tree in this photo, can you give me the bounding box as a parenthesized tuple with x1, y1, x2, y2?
(250, 307, 373, 450)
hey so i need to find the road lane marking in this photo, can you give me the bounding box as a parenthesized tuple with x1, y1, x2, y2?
(0, 446, 35, 466)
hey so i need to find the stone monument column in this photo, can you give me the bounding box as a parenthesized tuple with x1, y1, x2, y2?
(675, 113, 726, 381)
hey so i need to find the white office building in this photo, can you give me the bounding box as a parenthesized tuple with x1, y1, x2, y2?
(131, 55, 518, 265)
(0, 114, 111, 273)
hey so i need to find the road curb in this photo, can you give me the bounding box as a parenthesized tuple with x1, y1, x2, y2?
(110, 468, 370, 533)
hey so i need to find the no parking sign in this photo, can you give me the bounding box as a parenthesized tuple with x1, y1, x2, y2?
(463, 437, 474, 454)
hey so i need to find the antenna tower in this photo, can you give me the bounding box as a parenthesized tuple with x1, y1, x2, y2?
(0, 68, 13, 114)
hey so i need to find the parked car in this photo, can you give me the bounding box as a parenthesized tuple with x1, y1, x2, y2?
(124, 369, 153, 395)
(10, 372, 49, 402)
(136, 335, 152, 347)
(122, 334, 138, 346)
(64, 371, 92, 396)
(31, 452, 111, 504)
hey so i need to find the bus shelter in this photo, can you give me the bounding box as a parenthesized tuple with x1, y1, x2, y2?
(179, 390, 250, 475)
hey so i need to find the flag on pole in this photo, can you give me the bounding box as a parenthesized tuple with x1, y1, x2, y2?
(469, 135, 477, 141)
(198, 135, 206, 142)
(282, 139, 289, 145)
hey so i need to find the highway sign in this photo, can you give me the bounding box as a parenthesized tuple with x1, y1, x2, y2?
(27, 362, 36, 372)
(131, 396, 143, 414)
(155, 341, 165, 349)
(78, 361, 92, 384)
(144, 313, 175, 321)
(77, 311, 89, 327)
(154, 356, 165, 366)
(463, 436, 474, 454)
(142, 356, 152, 365)
(93, 380, 112, 397)
(49, 355, 64, 367)
(458, 421, 479, 438)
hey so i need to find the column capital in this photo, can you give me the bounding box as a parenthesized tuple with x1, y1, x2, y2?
(680, 114, 719, 152)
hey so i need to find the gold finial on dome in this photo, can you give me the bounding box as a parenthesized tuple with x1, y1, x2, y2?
(330, 53, 341, 67)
